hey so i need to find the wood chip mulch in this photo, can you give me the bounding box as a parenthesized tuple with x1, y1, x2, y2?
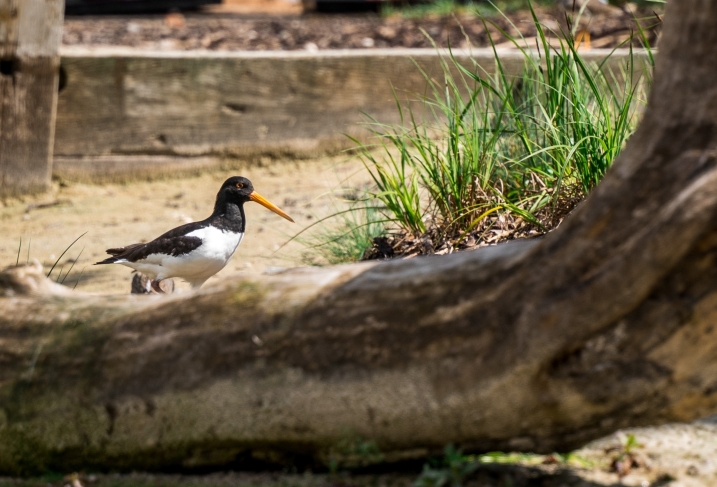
(62, 5, 661, 51)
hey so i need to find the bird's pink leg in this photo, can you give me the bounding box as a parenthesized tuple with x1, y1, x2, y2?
(150, 280, 165, 294)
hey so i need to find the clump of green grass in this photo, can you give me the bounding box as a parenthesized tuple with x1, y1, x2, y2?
(347, 5, 653, 259)
(301, 202, 387, 265)
(298, 3, 653, 264)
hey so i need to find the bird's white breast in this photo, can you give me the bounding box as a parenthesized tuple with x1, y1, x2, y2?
(186, 226, 244, 263)
(162, 227, 243, 282)
(121, 227, 244, 284)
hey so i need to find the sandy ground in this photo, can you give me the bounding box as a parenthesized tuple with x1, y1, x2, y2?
(0, 155, 369, 295)
(574, 418, 717, 486)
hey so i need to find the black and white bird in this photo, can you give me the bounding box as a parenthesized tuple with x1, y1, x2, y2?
(96, 176, 294, 292)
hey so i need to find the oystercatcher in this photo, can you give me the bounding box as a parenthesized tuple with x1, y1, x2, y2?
(96, 176, 294, 291)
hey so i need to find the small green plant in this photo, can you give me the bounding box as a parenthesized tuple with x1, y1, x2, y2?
(325, 433, 384, 473)
(415, 446, 478, 487)
(607, 433, 644, 476)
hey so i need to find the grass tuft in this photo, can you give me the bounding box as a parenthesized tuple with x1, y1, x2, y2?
(299, 2, 653, 264)
(329, 3, 653, 261)
(301, 202, 388, 265)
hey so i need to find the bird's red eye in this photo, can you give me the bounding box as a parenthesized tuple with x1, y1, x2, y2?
(235, 182, 244, 189)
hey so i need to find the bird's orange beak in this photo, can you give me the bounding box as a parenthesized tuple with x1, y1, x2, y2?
(249, 191, 295, 223)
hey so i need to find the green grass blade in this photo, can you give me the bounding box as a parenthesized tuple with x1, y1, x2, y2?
(47, 232, 88, 279)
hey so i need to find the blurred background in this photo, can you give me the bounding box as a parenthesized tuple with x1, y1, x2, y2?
(62, 0, 662, 51)
(64, 0, 656, 16)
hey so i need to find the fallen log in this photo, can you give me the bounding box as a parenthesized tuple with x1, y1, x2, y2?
(1, 0, 716, 476)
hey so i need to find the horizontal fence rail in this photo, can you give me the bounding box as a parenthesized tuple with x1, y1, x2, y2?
(54, 47, 651, 182)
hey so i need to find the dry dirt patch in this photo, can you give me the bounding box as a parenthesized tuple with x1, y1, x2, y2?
(0, 156, 367, 294)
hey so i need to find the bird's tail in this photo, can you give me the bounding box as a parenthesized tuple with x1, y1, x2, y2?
(95, 246, 136, 265)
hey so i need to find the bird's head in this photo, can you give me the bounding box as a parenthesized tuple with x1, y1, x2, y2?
(219, 176, 295, 222)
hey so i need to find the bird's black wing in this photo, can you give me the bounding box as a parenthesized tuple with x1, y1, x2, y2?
(96, 221, 207, 265)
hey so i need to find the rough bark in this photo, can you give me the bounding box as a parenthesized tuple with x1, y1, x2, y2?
(0, 0, 715, 476)
(0, 0, 63, 196)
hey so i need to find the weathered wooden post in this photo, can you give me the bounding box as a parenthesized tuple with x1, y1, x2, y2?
(0, 0, 64, 197)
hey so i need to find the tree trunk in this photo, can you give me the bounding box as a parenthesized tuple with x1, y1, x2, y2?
(0, 0, 64, 197)
(0, 0, 716, 476)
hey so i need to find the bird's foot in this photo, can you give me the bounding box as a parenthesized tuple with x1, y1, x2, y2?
(131, 273, 175, 294)
(131, 273, 152, 294)
(150, 280, 165, 294)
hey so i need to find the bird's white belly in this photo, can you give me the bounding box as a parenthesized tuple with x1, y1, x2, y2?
(122, 228, 243, 283)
